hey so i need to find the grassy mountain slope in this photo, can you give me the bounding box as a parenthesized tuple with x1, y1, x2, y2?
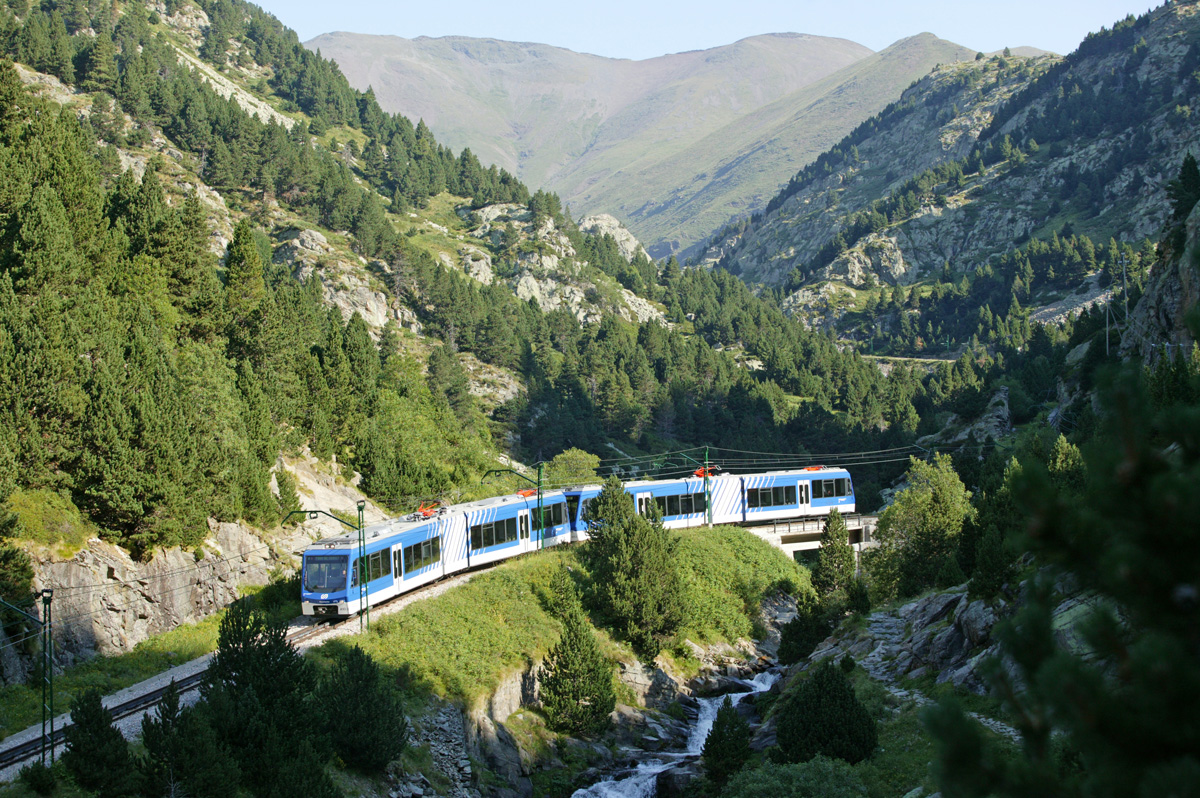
(585, 33, 977, 258)
(305, 31, 871, 181)
(306, 31, 874, 248)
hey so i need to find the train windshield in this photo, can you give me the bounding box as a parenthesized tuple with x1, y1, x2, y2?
(304, 555, 349, 592)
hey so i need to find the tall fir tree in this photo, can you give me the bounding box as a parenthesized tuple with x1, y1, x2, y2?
(812, 508, 855, 597)
(62, 689, 133, 797)
(538, 567, 615, 735)
(703, 695, 753, 785)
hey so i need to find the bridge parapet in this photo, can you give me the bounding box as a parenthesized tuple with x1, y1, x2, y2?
(746, 514, 879, 563)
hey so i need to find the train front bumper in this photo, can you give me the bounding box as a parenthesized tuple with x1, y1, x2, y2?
(302, 600, 349, 616)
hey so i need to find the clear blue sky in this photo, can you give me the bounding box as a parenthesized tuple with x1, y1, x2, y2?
(251, 0, 1158, 60)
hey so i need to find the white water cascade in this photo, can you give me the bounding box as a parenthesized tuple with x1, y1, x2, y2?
(570, 670, 781, 798)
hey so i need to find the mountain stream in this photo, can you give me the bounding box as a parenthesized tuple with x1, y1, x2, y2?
(570, 670, 781, 798)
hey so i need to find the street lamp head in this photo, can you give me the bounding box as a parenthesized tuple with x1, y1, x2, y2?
(309, 511, 319, 520)
(357, 500, 366, 510)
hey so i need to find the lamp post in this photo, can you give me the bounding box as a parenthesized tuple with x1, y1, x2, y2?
(287, 500, 369, 631)
(1, 591, 53, 763)
(482, 464, 544, 548)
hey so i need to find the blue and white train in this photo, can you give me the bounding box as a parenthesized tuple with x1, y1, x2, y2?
(301, 466, 854, 617)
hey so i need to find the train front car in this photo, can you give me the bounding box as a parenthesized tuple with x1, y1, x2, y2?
(302, 515, 450, 617)
(562, 486, 603, 542)
(301, 541, 354, 616)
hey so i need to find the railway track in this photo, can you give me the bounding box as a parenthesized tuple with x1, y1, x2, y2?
(0, 621, 341, 772)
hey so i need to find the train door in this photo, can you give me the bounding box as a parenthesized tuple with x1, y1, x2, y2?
(520, 510, 531, 553)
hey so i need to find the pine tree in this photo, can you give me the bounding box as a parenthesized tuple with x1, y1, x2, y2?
(202, 599, 331, 797)
(776, 659, 877, 765)
(224, 220, 271, 361)
(968, 525, 1012, 601)
(62, 689, 134, 797)
(539, 567, 615, 735)
(318, 646, 408, 771)
(81, 31, 119, 93)
(584, 477, 684, 661)
(812, 509, 855, 597)
(138, 680, 241, 798)
(703, 695, 752, 785)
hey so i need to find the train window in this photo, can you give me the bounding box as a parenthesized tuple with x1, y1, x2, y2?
(655, 492, 707, 516)
(771, 486, 784, 505)
(471, 518, 517, 549)
(394, 549, 402, 576)
(836, 478, 850, 496)
(747, 489, 759, 508)
(800, 483, 809, 503)
(532, 503, 566, 531)
(352, 550, 391, 585)
(304, 555, 348, 592)
(403, 537, 441, 574)
(565, 496, 579, 523)
(520, 514, 529, 540)
(637, 495, 652, 515)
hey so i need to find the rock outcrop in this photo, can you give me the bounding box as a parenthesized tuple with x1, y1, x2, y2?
(1121, 202, 1200, 363)
(917, 386, 1013, 448)
(578, 214, 650, 263)
(34, 521, 297, 665)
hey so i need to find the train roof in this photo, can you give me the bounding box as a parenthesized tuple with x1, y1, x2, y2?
(622, 465, 849, 491)
(306, 513, 436, 550)
(453, 488, 565, 514)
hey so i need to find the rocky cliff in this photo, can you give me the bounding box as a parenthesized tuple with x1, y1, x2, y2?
(1122, 201, 1200, 362)
(0, 453, 389, 683)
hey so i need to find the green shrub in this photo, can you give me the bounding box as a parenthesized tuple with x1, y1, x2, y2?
(846, 576, 871, 616)
(775, 659, 877, 765)
(18, 761, 55, 795)
(702, 695, 752, 785)
(778, 594, 831, 665)
(724, 755, 867, 798)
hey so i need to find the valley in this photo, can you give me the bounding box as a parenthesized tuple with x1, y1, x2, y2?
(0, 0, 1196, 797)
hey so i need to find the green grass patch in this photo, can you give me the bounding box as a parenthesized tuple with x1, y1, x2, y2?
(855, 703, 938, 798)
(902, 672, 1013, 725)
(5, 489, 95, 558)
(673, 525, 810, 645)
(341, 526, 806, 708)
(348, 548, 572, 706)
